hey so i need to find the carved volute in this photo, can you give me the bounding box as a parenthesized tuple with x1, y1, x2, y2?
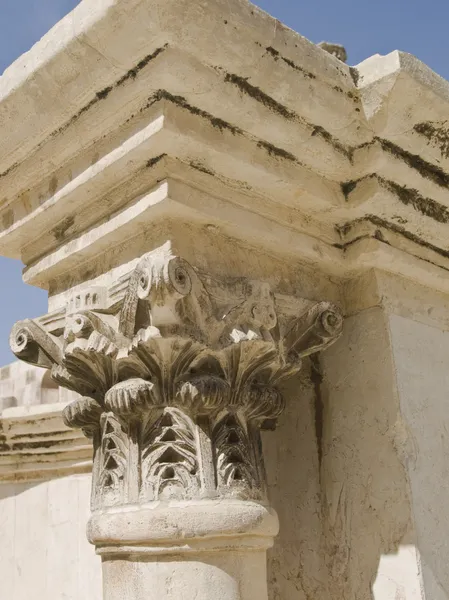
(10, 252, 343, 509)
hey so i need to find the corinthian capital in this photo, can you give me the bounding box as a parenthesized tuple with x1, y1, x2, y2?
(10, 251, 342, 507)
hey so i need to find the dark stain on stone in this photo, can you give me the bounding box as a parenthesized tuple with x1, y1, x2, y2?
(52, 215, 75, 241)
(336, 216, 365, 238)
(349, 67, 360, 86)
(4, 451, 71, 459)
(49, 175, 58, 196)
(116, 46, 167, 87)
(414, 121, 449, 159)
(146, 154, 166, 169)
(311, 125, 351, 158)
(333, 233, 370, 250)
(337, 214, 449, 266)
(378, 137, 449, 189)
(1, 47, 352, 185)
(7, 439, 70, 451)
(0, 161, 20, 180)
(265, 46, 316, 79)
(0, 46, 168, 180)
(261, 418, 277, 431)
(310, 355, 324, 469)
(59, 95, 106, 135)
(189, 161, 216, 176)
(374, 229, 388, 243)
(188, 162, 254, 193)
(150, 88, 300, 164)
(341, 173, 449, 224)
(341, 180, 358, 199)
(379, 177, 449, 224)
(96, 86, 113, 100)
(267, 46, 358, 104)
(149, 90, 242, 135)
(225, 72, 297, 120)
(257, 140, 296, 161)
(10, 431, 69, 440)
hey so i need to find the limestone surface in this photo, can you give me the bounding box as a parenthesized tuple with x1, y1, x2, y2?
(1, 0, 449, 599)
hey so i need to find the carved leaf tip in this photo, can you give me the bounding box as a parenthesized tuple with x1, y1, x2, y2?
(176, 375, 230, 413)
(105, 378, 159, 416)
(62, 397, 102, 435)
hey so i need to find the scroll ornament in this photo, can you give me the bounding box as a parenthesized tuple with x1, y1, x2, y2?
(10, 253, 342, 506)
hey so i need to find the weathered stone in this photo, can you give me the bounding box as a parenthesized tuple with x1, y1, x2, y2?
(10, 248, 341, 598)
(2, 0, 449, 599)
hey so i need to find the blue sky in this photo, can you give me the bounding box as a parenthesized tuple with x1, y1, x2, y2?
(0, 0, 448, 365)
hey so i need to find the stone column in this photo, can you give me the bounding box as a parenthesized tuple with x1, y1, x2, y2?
(10, 250, 342, 600)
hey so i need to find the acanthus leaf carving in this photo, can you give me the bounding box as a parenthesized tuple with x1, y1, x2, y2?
(175, 375, 230, 414)
(213, 413, 259, 496)
(62, 396, 102, 437)
(142, 407, 199, 501)
(52, 364, 98, 399)
(98, 412, 128, 507)
(242, 386, 285, 422)
(105, 378, 159, 416)
(10, 251, 343, 507)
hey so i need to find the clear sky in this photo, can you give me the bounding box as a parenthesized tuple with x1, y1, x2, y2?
(0, 0, 448, 365)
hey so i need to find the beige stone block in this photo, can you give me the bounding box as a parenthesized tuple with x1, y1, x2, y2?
(3, 1, 449, 599)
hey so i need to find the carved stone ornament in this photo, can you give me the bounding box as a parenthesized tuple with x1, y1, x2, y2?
(10, 252, 343, 508)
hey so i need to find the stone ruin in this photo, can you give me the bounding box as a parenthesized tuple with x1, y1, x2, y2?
(0, 1, 448, 599)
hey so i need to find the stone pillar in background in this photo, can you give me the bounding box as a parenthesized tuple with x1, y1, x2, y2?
(10, 249, 342, 599)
